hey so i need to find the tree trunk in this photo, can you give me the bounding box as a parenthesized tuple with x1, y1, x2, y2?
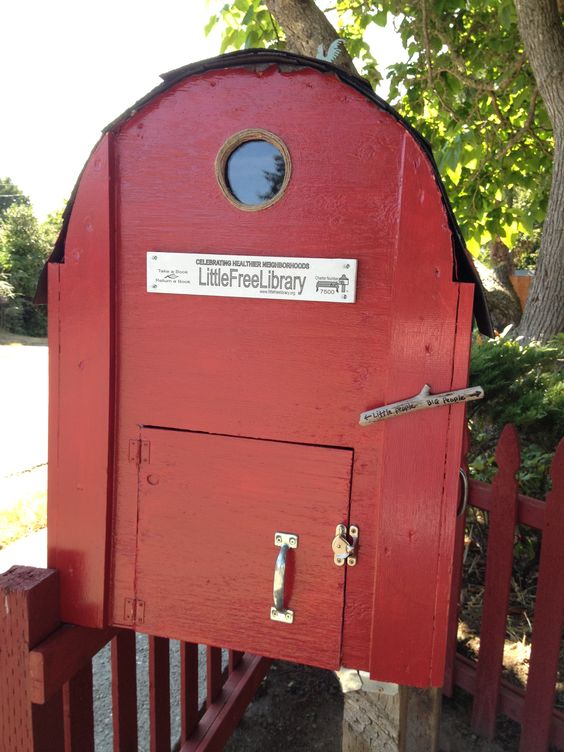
(514, 0, 564, 340)
(264, 0, 359, 77)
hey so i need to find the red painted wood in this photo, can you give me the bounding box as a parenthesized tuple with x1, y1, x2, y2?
(180, 642, 200, 742)
(62, 663, 94, 752)
(133, 430, 352, 669)
(149, 636, 171, 752)
(47, 134, 114, 628)
(443, 426, 471, 696)
(452, 653, 564, 749)
(228, 650, 244, 673)
(111, 630, 138, 752)
(519, 440, 564, 752)
(29, 625, 114, 704)
(471, 426, 520, 738)
(469, 480, 546, 530)
(180, 655, 271, 752)
(48, 62, 474, 684)
(428, 283, 475, 687)
(207, 647, 224, 707)
(366, 133, 466, 685)
(0, 567, 64, 752)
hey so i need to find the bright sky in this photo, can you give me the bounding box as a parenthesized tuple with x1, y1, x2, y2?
(1, 1, 404, 220)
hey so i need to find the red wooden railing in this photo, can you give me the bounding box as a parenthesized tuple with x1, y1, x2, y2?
(1, 425, 562, 751)
(0, 566, 270, 752)
(444, 426, 564, 752)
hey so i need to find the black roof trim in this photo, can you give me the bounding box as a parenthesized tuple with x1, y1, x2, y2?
(36, 49, 491, 335)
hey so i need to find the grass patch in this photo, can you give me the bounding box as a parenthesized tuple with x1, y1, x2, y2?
(0, 466, 47, 549)
(0, 328, 47, 346)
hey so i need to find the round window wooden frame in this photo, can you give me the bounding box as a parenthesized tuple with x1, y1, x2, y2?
(215, 129, 292, 212)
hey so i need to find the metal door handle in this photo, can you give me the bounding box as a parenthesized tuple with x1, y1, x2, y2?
(270, 532, 298, 624)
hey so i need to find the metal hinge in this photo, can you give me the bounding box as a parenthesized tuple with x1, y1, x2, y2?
(332, 524, 359, 567)
(123, 598, 145, 625)
(128, 439, 150, 465)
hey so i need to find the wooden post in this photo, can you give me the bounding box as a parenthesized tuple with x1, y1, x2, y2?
(342, 682, 441, 752)
(0, 566, 64, 752)
(471, 425, 520, 737)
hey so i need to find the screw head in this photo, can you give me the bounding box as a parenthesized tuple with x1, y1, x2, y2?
(285, 613, 292, 621)
(289, 537, 296, 547)
(275, 535, 282, 544)
(152, 255, 158, 260)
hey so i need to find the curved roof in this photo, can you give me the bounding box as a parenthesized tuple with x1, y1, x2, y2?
(36, 49, 491, 335)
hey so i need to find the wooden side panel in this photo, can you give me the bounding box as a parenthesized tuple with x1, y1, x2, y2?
(367, 135, 468, 686)
(471, 426, 520, 737)
(429, 284, 474, 687)
(519, 440, 564, 752)
(47, 135, 114, 627)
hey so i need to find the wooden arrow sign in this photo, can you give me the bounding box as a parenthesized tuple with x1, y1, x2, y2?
(359, 384, 484, 426)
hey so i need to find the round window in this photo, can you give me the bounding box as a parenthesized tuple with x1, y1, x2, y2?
(216, 130, 291, 211)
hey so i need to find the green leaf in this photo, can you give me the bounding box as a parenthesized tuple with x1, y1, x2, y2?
(204, 14, 219, 36)
(241, 4, 254, 26)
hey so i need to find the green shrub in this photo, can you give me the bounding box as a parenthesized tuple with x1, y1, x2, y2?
(468, 332, 564, 498)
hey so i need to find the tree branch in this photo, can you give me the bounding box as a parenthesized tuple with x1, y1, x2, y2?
(264, 0, 360, 77)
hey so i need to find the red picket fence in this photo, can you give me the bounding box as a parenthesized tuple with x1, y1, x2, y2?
(444, 426, 564, 752)
(0, 565, 270, 752)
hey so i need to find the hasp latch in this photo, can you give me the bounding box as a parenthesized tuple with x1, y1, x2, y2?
(332, 524, 359, 567)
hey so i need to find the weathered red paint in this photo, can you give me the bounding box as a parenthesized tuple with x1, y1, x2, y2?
(46, 57, 476, 686)
(471, 425, 520, 737)
(445, 434, 564, 750)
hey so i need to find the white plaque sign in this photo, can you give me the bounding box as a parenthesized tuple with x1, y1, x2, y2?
(147, 252, 357, 303)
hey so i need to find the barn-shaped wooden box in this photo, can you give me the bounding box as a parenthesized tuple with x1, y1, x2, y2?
(38, 50, 490, 688)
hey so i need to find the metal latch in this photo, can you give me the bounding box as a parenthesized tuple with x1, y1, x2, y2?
(332, 524, 359, 567)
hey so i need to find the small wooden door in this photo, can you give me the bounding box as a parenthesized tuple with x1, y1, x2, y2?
(134, 428, 354, 669)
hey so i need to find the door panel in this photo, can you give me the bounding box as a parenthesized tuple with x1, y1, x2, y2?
(135, 428, 353, 669)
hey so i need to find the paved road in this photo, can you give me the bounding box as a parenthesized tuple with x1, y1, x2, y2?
(0, 343, 48, 478)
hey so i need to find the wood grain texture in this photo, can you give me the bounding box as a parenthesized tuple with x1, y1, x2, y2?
(134, 430, 353, 669)
(428, 284, 475, 688)
(0, 567, 64, 752)
(471, 425, 520, 738)
(48, 63, 474, 684)
(366, 133, 467, 685)
(47, 134, 114, 628)
(29, 625, 114, 704)
(111, 630, 139, 752)
(519, 440, 564, 752)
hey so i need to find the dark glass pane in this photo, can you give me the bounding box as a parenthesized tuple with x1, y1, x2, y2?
(225, 140, 286, 205)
